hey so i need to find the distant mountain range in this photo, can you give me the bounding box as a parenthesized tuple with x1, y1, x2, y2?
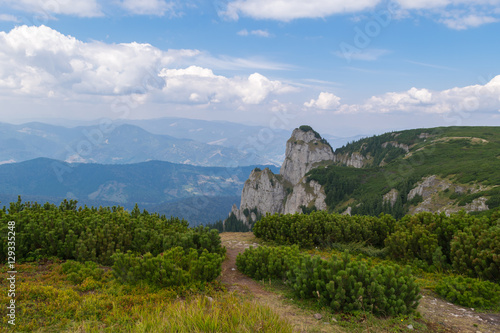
(0, 122, 275, 167)
(0, 117, 370, 225)
(0, 118, 366, 168)
(0, 157, 279, 225)
(124, 118, 366, 162)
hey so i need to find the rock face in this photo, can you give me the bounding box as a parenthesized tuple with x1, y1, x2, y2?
(383, 188, 399, 207)
(231, 168, 287, 224)
(335, 152, 366, 168)
(280, 128, 335, 184)
(407, 175, 450, 201)
(229, 126, 334, 225)
(284, 179, 328, 214)
(407, 175, 490, 215)
(381, 141, 410, 153)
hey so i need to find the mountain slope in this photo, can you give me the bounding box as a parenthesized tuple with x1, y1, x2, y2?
(151, 195, 241, 226)
(0, 157, 278, 212)
(308, 126, 500, 217)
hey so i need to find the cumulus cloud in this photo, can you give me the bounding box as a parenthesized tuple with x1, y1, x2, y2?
(0, 25, 185, 98)
(158, 66, 294, 104)
(304, 92, 341, 110)
(0, 25, 294, 108)
(336, 76, 500, 114)
(118, 0, 175, 16)
(0, 0, 102, 18)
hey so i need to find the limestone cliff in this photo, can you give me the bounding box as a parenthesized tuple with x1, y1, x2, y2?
(230, 168, 287, 224)
(283, 179, 327, 214)
(229, 126, 334, 224)
(280, 128, 335, 184)
(334, 152, 367, 168)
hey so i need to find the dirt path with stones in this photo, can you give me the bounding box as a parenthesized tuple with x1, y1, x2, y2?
(218, 232, 499, 333)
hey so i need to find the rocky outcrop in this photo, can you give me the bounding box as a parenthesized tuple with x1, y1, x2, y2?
(335, 152, 366, 168)
(284, 179, 327, 214)
(407, 175, 450, 201)
(407, 175, 491, 215)
(383, 188, 399, 207)
(229, 126, 334, 225)
(280, 128, 335, 185)
(381, 141, 410, 153)
(231, 168, 287, 224)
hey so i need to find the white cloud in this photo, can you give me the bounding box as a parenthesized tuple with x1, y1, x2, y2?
(222, 0, 500, 30)
(119, 0, 175, 16)
(440, 13, 499, 30)
(304, 92, 341, 110)
(250, 29, 271, 37)
(395, 0, 500, 10)
(0, 14, 20, 22)
(223, 0, 381, 21)
(0, 0, 102, 17)
(0, 25, 294, 109)
(237, 29, 272, 37)
(158, 66, 294, 104)
(196, 55, 291, 71)
(0, 25, 193, 98)
(336, 76, 500, 114)
(237, 29, 249, 36)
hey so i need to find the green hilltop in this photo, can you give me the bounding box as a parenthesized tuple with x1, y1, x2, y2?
(307, 126, 500, 218)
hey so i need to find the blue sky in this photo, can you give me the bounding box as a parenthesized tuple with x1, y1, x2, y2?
(0, 0, 499, 137)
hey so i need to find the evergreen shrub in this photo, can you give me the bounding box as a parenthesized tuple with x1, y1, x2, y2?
(435, 276, 500, 310)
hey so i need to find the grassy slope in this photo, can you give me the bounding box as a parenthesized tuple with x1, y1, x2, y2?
(0, 260, 293, 332)
(308, 126, 500, 215)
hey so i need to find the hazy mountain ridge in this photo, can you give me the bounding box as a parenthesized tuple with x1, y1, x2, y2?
(0, 121, 275, 167)
(123, 117, 290, 165)
(0, 157, 279, 223)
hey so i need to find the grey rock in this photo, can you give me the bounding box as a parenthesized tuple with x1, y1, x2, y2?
(280, 128, 335, 185)
(229, 126, 334, 223)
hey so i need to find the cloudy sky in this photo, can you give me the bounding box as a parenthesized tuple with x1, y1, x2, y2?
(0, 0, 499, 137)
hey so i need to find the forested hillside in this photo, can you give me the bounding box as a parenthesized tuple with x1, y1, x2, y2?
(308, 126, 500, 218)
(0, 158, 277, 224)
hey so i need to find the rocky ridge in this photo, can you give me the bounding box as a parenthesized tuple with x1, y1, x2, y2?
(230, 126, 335, 224)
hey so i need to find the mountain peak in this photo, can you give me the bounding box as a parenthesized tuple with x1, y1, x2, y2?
(280, 126, 335, 185)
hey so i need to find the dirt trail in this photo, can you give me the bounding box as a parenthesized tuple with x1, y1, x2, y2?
(218, 232, 500, 333)
(417, 291, 499, 333)
(219, 232, 342, 333)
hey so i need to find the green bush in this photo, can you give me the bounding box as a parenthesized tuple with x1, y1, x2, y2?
(385, 212, 481, 265)
(236, 245, 301, 280)
(111, 247, 224, 287)
(253, 211, 395, 249)
(236, 246, 420, 316)
(61, 260, 104, 285)
(0, 199, 224, 266)
(287, 251, 420, 316)
(435, 276, 500, 310)
(450, 223, 499, 282)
